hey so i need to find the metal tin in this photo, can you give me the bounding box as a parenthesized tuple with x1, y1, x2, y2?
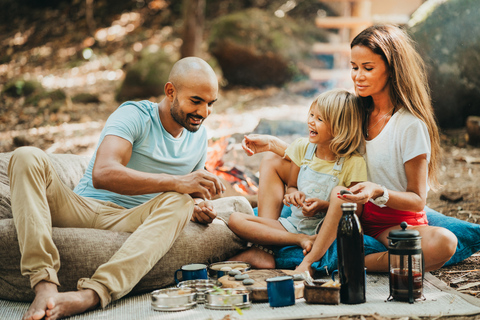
(208, 261, 251, 279)
(205, 288, 251, 310)
(177, 279, 222, 303)
(304, 280, 340, 305)
(151, 288, 196, 311)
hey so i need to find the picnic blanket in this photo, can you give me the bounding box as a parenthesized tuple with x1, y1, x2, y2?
(1, 273, 479, 320)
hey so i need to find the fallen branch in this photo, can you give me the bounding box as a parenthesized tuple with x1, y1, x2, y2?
(444, 269, 480, 274)
(457, 281, 480, 291)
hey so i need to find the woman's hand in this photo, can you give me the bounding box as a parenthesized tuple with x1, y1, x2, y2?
(302, 198, 328, 217)
(339, 182, 383, 204)
(283, 191, 306, 208)
(242, 134, 271, 156)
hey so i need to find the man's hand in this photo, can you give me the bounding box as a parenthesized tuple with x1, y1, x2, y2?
(302, 198, 328, 217)
(176, 170, 226, 200)
(191, 200, 216, 224)
(283, 191, 306, 209)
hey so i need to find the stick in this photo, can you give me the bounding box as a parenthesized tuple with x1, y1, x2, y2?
(444, 269, 480, 274)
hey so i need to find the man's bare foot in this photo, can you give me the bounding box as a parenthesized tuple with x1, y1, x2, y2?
(23, 281, 100, 320)
(228, 247, 275, 269)
(44, 289, 100, 320)
(23, 281, 58, 320)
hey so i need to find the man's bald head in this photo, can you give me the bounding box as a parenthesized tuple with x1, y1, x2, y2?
(168, 57, 218, 91)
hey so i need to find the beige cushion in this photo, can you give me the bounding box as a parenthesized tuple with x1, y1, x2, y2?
(0, 150, 252, 302)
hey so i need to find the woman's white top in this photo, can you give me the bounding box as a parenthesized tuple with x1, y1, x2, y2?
(364, 107, 431, 194)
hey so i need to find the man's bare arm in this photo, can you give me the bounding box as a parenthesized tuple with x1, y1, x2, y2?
(92, 135, 224, 199)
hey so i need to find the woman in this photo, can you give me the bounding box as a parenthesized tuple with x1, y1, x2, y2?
(236, 25, 457, 272)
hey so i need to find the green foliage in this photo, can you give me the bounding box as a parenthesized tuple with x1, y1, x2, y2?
(116, 49, 176, 101)
(71, 92, 100, 104)
(2, 79, 43, 98)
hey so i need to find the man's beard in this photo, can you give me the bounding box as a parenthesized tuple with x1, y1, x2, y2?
(170, 98, 204, 132)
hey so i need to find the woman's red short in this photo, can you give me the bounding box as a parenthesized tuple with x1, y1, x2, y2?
(360, 201, 428, 239)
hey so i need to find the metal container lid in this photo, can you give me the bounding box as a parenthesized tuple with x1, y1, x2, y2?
(341, 203, 357, 211)
(388, 222, 421, 240)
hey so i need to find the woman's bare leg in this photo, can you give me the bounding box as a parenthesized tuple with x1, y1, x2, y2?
(257, 152, 291, 219)
(366, 225, 458, 272)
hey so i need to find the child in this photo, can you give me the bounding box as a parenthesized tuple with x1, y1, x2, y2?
(228, 89, 367, 274)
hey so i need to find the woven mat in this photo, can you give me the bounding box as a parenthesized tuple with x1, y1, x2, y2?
(2, 273, 480, 320)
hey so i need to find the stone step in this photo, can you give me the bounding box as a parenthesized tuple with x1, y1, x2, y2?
(315, 16, 372, 29)
(312, 42, 351, 55)
(309, 68, 351, 82)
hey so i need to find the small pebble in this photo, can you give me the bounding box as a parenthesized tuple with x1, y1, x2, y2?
(220, 266, 232, 271)
(228, 269, 242, 276)
(234, 274, 249, 281)
(242, 278, 255, 285)
(340, 189, 353, 196)
(292, 274, 304, 281)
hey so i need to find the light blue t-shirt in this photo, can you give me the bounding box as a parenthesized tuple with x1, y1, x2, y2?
(74, 100, 208, 209)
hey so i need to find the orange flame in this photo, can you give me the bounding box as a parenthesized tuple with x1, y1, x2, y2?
(206, 136, 258, 195)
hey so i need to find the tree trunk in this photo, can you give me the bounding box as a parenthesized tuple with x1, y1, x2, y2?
(180, 0, 206, 58)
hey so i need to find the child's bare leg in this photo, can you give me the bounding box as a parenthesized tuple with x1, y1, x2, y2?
(228, 212, 314, 268)
(229, 212, 313, 247)
(257, 153, 290, 219)
(229, 246, 276, 269)
(296, 186, 347, 273)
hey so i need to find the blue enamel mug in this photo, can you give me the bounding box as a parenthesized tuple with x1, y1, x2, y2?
(266, 275, 295, 307)
(174, 263, 208, 284)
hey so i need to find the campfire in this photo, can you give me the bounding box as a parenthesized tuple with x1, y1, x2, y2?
(205, 136, 259, 195)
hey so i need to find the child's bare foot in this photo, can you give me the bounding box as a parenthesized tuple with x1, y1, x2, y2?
(23, 281, 58, 320)
(44, 289, 100, 320)
(23, 281, 100, 320)
(295, 261, 314, 277)
(299, 235, 316, 256)
(228, 246, 275, 269)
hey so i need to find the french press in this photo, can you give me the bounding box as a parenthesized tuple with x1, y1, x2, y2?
(387, 222, 424, 303)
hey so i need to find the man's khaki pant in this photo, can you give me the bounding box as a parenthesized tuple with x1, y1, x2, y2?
(8, 147, 194, 307)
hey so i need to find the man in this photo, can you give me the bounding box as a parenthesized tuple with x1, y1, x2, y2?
(8, 57, 225, 320)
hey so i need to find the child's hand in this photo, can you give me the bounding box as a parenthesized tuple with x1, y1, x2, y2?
(242, 134, 270, 156)
(191, 200, 216, 224)
(283, 191, 306, 208)
(302, 198, 328, 217)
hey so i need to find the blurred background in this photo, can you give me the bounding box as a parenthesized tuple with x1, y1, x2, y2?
(1, 0, 480, 157)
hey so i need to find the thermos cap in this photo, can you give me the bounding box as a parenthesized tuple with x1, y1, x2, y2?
(341, 203, 357, 210)
(388, 221, 421, 240)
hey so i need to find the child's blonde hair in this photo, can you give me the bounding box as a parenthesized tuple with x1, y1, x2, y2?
(311, 88, 363, 158)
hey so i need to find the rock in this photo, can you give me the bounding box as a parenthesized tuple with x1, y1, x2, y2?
(208, 8, 327, 88)
(440, 192, 463, 203)
(466, 116, 480, 147)
(409, 0, 480, 128)
(234, 274, 249, 281)
(228, 269, 242, 276)
(116, 50, 174, 101)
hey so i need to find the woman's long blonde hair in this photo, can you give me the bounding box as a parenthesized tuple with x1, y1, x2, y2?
(312, 88, 364, 159)
(351, 24, 441, 190)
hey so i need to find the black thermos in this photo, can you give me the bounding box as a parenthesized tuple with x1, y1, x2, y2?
(337, 202, 366, 304)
